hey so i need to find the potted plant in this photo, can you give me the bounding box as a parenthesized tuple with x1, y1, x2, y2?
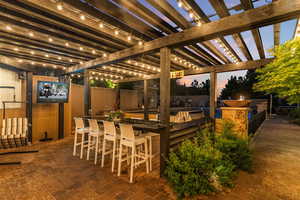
(108, 110, 124, 122)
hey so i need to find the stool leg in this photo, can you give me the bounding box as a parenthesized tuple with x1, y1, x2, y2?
(112, 140, 116, 172)
(130, 145, 135, 183)
(118, 144, 123, 177)
(80, 133, 84, 159)
(145, 141, 149, 174)
(94, 136, 99, 165)
(149, 137, 153, 171)
(101, 139, 106, 168)
(87, 135, 91, 160)
(73, 132, 78, 156)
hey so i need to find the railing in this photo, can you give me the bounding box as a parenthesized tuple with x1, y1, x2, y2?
(248, 110, 266, 136)
(169, 118, 212, 151)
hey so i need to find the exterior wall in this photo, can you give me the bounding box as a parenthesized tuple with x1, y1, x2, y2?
(120, 89, 138, 110)
(91, 87, 117, 114)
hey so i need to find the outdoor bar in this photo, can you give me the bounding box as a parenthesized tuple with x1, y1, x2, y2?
(0, 0, 300, 199)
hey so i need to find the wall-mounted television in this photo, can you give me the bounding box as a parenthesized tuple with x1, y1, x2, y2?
(37, 81, 69, 103)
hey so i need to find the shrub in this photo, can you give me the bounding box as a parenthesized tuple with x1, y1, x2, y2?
(289, 107, 300, 119)
(165, 140, 218, 198)
(165, 125, 253, 198)
(215, 134, 253, 172)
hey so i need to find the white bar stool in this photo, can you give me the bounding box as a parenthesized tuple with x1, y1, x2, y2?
(144, 132, 160, 171)
(73, 118, 89, 159)
(87, 119, 104, 165)
(117, 124, 149, 183)
(101, 121, 119, 172)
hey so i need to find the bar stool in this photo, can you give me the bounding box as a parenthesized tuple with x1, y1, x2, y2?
(73, 118, 89, 159)
(87, 119, 104, 165)
(144, 132, 160, 171)
(101, 121, 119, 172)
(118, 124, 149, 183)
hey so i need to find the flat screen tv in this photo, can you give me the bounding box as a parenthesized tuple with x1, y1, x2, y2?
(37, 81, 69, 103)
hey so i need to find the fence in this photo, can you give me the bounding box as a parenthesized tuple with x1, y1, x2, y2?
(248, 110, 266, 136)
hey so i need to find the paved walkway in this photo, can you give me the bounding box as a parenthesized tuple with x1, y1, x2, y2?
(209, 117, 300, 200)
(0, 117, 300, 200)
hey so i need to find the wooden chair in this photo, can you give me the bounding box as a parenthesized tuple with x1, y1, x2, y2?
(101, 121, 119, 172)
(73, 118, 89, 159)
(117, 124, 149, 183)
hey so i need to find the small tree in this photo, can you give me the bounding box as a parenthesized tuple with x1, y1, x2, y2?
(254, 38, 300, 104)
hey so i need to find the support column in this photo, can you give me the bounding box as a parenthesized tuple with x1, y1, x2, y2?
(159, 47, 171, 175)
(144, 79, 149, 120)
(26, 72, 33, 143)
(58, 76, 66, 139)
(210, 71, 217, 120)
(83, 70, 91, 116)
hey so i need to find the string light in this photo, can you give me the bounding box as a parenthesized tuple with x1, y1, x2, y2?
(189, 12, 194, 19)
(80, 15, 86, 20)
(92, 50, 96, 54)
(30, 51, 35, 55)
(127, 35, 131, 41)
(6, 25, 12, 31)
(14, 48, 19, 51)
(178, 1, 183, 7)
(114, 30, 119, 35)
(48, 37, 53, 42)
(79, 47, 83, 51)
(45, 54, 49, 58)
(29, 32, 34, 37)
(138, 41, 143, 46)
(31, 61, 35, 65)
(99, 23, 104, 28)
(103, 53, 107, 57)
(58, 56, 62, 60)
(65, 42, 69, 47)
(57, 2, 63, 10)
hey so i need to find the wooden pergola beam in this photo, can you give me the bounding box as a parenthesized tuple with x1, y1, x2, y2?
(69, 0, 297, 73)
(240, 0, 266, 59)
(117, 59, 273, 83)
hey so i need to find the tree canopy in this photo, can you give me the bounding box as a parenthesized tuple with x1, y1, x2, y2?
(254, 38, 300, 104)
(220, 70, 266, 100)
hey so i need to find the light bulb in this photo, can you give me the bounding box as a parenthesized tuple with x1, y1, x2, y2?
(48, 38, 53, 42)
(178, 1, 182, 7)
(99, 23, 104, 28)
(80, 15, 85, 20)
(29, 32, 34, 37)
(57, 2, 63, 10)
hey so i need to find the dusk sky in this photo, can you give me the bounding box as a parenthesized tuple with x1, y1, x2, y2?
(135, 0, 297, 94)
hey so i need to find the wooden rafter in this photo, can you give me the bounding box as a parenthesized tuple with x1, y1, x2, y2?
(240, 0, 265, 59)
(208, 0, 253, 61)
(69, 0, 299, 73)
(117, 58, 273, 83)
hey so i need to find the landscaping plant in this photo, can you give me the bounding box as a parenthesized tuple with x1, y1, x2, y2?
(165, 121, 253, 198)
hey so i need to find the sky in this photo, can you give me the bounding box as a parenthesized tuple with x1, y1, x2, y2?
(132, 0, 297, 93)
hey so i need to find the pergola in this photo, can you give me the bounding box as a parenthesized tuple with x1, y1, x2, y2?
(0, 0, 300, 172)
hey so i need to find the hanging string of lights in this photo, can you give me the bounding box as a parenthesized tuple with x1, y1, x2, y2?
(176, 0, 239, 64)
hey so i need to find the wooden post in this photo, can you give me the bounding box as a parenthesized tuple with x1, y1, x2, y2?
(83, 70, 91, 116)
(26, 72, 33, 143)
(210, 72, 217, 120)
(58, 76, 65, 139)
(159, 47, 171, 176)
(144, 79, 149, 120)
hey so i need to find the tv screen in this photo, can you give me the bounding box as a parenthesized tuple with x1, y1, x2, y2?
(37, 81, 69, 103)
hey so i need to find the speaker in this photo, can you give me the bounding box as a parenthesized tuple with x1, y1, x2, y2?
(17, 72, 26, 80)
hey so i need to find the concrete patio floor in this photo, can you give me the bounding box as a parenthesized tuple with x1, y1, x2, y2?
(0, 117, 300, 200)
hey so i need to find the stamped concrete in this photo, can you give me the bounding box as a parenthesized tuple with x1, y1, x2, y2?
(0, 138, 174, 200)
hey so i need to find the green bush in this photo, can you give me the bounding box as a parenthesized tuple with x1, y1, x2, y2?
(215, 134, 252, 172)
(165, 126, 253, 198)
(289, 107, 300, 119)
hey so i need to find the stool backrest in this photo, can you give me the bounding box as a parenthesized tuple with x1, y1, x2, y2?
(88, 119, 99, 132)
(119, 123, 135, 140)
(103, 121, 116, 136)
(74, 118, 84, 129)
